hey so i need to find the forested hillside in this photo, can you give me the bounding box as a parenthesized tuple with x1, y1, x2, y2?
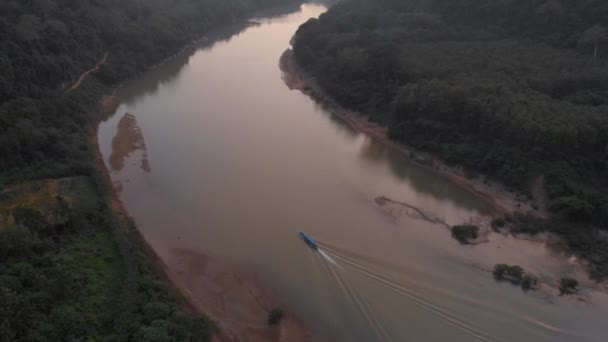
(0, 0, 294, 341)
(0, 0, 289, 181)
(293, 0, 608, 278)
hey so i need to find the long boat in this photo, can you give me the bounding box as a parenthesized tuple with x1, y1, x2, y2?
(299, 232, 318, 250)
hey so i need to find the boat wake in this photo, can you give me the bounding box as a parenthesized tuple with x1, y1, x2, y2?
(317, 244, 499, 342)
(318, 247, 393, 342)
(318, 249, 342, 268)
(522, 316, 584, 339)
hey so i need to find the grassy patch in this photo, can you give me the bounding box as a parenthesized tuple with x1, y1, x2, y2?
(0, 180, 60, 216)
(0, 177, 97, 230)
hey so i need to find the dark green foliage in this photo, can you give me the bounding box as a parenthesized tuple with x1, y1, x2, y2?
(12, 207, 46, 231)
(0, 0, 291, 184)
(1, 0, 296, 340)
(494, 264, 538, 290)
(491, 218, 506, 231)
(0, 225, 44, 260)
(559, 277, 579, 295)
(293, 0, 608, 279)
(521, 275, 539, 290)
(506, 213, 548, 235)
(268, 308, 285, 325)
(493, 264, 524, 281)
(494, 213, 608, 279)
(0, 205, 112, 341)
(549, 196, 594, 219)
(293, 1, 608, 219)
(493, 264, 510, 278)
(109, 218, 216, 342)
(0, 198, 216, 341)
(451, 225, 479, 244)
(509, 266, 525, 281)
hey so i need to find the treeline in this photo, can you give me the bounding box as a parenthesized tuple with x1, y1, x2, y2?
(1, 0, 297, 340)
(0, 181, 215, 341)
(0, 0, 289, 182)
(293, 0, 608, 278)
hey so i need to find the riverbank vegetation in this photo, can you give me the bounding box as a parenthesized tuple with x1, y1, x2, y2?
(0, 178, 216, 341)
(493, 264, 539, 290)
(1, 0, 293, 183)
(1, 0, 297, 340)
(559, 277, 579, 295)
(292, 0, 608, 280)
(491, 212, 608, 279)
(451, 224, 479, 244)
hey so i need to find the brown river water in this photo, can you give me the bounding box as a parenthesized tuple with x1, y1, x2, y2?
(98, 4, 608, 341)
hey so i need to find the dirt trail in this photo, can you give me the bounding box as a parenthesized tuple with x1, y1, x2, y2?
(65, 52, 108, 94)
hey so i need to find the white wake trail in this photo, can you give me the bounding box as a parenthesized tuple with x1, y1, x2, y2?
(326, 250, 499, 342)
(319, 249, 342, 269)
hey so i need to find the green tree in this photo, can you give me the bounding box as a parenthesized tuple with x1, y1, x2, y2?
(451, 225, 479, 244)
(15, 14, 43, 42)
(521, 275, 538, 290)
(559, 277, 578, 295)
(549, 196, 594, 219)
(45, 18, 68, 35)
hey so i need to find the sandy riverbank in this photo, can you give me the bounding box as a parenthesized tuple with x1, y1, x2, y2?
(280, 49, 546, 218)
(92, 120, 316, 342)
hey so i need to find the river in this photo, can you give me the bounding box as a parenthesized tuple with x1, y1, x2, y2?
(98, 3, 608, 341)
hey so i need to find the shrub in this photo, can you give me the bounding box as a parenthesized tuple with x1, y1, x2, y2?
(493, 264, 524, 282)
(451, 225, 479, 244)
(559, 278, 579, 295)
(550, 196, 594, 219)
(508, 213, 547, 235)
(521, 275, 538, 290)
(143, 302, 172, 322)
(508, 265, 524, 281)
(267, 308, 284, 326)
(491, 218, 506, 230)
(12, 206, 47, 231)
(493, 264, 510, 279)
(0, 225, 39, 260)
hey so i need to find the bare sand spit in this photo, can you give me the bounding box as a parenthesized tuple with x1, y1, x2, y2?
(92, 124, 319, 342)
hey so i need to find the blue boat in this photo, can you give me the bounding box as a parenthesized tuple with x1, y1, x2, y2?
(299, 232, 318, 250)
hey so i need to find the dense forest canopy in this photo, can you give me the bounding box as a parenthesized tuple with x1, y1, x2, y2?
(0, 0, 288, 182)
(293, 0, 608, 278)
(1, 0, 295, 341)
